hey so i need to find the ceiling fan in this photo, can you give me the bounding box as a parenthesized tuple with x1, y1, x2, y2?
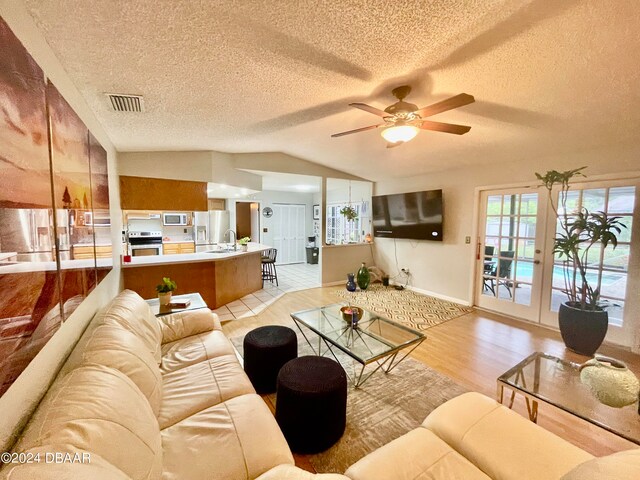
(331, 85, 474, 148)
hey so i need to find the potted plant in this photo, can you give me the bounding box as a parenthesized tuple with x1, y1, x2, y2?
(238, 236, 251, 252)
(536, 167, 626, 356)
(339, 205, 358, 222)
(156, 277, 177, 306)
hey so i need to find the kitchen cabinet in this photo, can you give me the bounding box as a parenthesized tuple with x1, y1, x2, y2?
(73, 245, 112, 259)
(208, 198, 226, 211)
(162, 242, 195, 255)
(120, 176, 207, 211)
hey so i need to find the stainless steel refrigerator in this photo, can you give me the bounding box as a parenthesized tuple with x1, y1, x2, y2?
(0, 209, 70, 262)
(194, 210, 230, 249)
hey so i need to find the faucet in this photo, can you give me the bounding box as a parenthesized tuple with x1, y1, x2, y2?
(224, 229, 237, 251)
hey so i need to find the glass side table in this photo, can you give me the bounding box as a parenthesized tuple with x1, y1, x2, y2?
(497, 352, 640, 445)
(145, 292, 208, 317)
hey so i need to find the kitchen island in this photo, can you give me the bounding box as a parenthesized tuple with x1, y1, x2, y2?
(122, 243, 268, 309)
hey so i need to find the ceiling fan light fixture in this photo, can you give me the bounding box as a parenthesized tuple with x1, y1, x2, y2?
(380, 125, 419, 144)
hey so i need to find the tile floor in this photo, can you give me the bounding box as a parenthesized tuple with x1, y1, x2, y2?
(213, 262, 321, 321)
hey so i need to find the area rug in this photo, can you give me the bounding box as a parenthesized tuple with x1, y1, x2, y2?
(334, 284, 473, 330)
(230, 328, 468, 474)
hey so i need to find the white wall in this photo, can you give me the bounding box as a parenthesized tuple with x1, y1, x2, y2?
(0, 1, 122, 451)
(372, 142, 640, 336)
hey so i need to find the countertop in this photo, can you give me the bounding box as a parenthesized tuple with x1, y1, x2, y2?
(122, 243, 270, 268)
(73, 243, 112, 247)
(0, 257, 113, 274)
(162, 240, 195, 244)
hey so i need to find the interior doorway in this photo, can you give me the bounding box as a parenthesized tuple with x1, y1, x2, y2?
(235, 201, 260, 241)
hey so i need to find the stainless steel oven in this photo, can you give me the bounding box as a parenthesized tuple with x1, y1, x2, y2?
(128, 231, 162, 256)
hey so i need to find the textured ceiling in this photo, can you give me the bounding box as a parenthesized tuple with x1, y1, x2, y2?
(23, 0, 640, 180)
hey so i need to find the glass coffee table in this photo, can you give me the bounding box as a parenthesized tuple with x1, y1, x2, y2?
(145, 292, 208, 317)
(290, 303, 425, 387)
(497, 352, 640, 445)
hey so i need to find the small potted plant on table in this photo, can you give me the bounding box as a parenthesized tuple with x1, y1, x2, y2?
(156, 277, 177, 306)
(536, 167, 626, 356)
(238, 236, 251, 252)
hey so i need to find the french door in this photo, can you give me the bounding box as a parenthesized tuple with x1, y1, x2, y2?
(476, 188, 548, 321)
(476, 179, 639, 349)
(272, 204, 306, 265)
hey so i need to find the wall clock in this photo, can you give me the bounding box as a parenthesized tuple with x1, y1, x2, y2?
(262, 207, 273, 218)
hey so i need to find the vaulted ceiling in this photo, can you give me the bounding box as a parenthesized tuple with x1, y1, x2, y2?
(24, 0, 640, 180)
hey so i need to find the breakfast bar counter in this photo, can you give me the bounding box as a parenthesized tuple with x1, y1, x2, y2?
(122, 243, 269, 309)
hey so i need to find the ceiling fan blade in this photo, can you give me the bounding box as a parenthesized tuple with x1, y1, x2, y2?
(386, 141, 404, 149)
(414, 93, 475, 118)
(420, 120, 471, 135)
(331, 124, 383, 138)
(349, 103, 390, 117)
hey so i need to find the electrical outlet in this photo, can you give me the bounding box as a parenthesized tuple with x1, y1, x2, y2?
(465, 236, 471, 244)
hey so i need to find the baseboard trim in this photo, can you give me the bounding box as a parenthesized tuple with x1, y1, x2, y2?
(322, 280, 345, 287)
(396, 283, 471, 306)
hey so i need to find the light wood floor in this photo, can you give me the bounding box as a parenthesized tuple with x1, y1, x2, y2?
(222, 286, 639, 470)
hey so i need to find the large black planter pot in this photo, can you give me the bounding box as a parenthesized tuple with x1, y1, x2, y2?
(558, 302, 608, 356)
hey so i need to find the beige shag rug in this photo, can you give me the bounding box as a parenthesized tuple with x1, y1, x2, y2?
(231, 329, 468, 474)
(334, 284, 473, 330)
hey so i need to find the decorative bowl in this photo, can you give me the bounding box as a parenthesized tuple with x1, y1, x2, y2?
(340, 306, 364, 325)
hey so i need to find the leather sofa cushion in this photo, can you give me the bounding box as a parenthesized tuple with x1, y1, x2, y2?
(422, 392, 593, 480)
(12, 364, 162, 480)
(160, 329, 236, 374)
(158, 353, 254, 429)
(157, 309, 220, 344)
(345, 427, 491, 480)
(61, 322, 162, 416)
(161, 393, 294, 480)
(0, 446, 132, 479)
(99, 290, 163, 364)
(561, 449, 640, 479)
(256, 465, 350, 480)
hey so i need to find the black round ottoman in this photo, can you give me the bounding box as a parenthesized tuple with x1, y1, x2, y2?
(275, 356, 347, 453)
(243, 325, 297, 393)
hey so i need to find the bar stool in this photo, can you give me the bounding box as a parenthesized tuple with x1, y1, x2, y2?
(261, 248, 278, 286)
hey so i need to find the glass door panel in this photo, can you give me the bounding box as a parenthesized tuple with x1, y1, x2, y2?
(477, 189, 546, 321)
(539, 181, 638, 348)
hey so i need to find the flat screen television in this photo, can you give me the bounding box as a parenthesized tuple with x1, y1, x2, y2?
(372, 189, 443, 241)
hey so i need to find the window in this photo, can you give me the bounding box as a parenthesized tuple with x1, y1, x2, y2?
(326, 202, 369, 245)
(551, 186, 635, 326)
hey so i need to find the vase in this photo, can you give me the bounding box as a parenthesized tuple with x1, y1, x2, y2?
(158, 292, 172, 306)
(346, 273, 357, 292)
(240, 244, 248, 252)
(558, 302, 608, 356)
(357, 263, 370, 290)
(579, 355, 640, 407)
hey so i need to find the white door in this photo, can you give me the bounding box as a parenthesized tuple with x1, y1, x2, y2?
(476, 189, 548, 322)
(273, 204, 306, 265)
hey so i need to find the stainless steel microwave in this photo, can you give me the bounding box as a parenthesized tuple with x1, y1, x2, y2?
(163, 213, 189, 226)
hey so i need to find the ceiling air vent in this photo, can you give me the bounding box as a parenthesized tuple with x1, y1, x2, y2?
(106, 93, 144, 112)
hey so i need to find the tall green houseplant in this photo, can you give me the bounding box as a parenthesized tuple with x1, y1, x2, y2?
(536, 167, 626, 355)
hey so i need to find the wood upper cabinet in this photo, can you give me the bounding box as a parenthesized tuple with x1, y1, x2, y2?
(208, 198, 226, 210)
(120, 176, 207, 211)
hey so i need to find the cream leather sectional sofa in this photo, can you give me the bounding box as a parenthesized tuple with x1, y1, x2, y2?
(1, 290, 638, 479)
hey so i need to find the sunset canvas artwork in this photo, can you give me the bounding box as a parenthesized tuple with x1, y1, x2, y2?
(0, 18, 50, 209)
(47, 80, 98, 304)
(0, 15, 112, 397)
